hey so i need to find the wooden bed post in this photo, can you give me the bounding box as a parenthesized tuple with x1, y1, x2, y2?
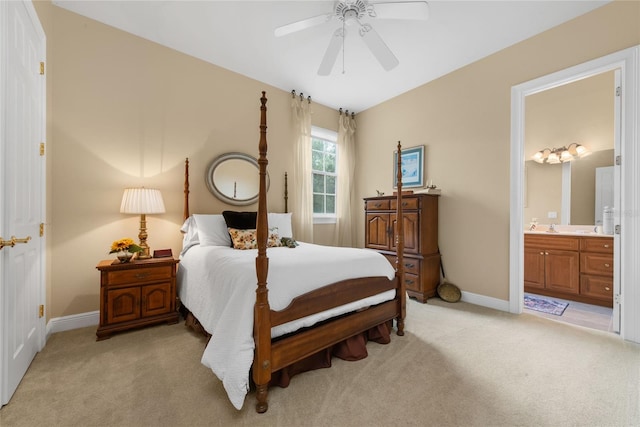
(253, 91, 272, 413)
(396, 141, 406, 336)
(183, 158, 190, 221)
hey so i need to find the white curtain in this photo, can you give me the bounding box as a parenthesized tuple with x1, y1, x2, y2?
(334, 112, 357, 247)
(291, 96, 314, 243)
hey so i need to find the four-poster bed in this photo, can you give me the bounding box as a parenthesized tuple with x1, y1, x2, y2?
(177, 91, 406, 413)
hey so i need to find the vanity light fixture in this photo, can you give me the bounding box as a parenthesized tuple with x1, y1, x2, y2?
(120, 187, 166, 259)
(531, 143, 591, 164)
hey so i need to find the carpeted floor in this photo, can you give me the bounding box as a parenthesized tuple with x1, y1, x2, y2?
(1, 298, 639, 426)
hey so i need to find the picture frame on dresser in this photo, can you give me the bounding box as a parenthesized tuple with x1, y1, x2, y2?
(394, 145, 424, 188)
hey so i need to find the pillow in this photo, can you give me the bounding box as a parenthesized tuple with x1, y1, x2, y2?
(228, 227, 282, 250)
(193, 214, 232, 247)
(268, 212, 293, 239)
(222, 211, 257, 229)
(180, 216, 200, 255)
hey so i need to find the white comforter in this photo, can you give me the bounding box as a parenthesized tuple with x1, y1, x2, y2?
(177, 242, 396, 410)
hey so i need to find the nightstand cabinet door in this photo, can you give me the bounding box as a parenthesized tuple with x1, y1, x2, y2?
(107, 287, 141, 324)
(142, 283, 173, 317)
(96, 258, 179, 340)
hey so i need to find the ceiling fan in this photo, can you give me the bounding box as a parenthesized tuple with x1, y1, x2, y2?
(274, 1, 429, 76)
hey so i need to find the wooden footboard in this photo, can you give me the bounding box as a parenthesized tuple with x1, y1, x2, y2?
(181, 92, 405, 413)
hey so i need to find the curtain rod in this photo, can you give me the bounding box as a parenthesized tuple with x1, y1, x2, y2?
(291, 89, 311, 104)
(338, 108, 355, 119)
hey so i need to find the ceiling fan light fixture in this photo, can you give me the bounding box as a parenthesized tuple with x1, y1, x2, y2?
(274, 0, 429, 75)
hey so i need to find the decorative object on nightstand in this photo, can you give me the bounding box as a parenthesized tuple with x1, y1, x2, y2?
(95, 257, 179, 340)
(120, 187, 165, 259)
(109, 237, 142, 263)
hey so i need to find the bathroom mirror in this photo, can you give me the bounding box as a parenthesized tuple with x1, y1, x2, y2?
(524, 70, 615, 225)
(205, 152, 268, 206)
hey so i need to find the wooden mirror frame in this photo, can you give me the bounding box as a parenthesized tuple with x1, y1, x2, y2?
(205, 152, 269, 206)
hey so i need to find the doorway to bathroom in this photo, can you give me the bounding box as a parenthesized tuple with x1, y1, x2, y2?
(510, 45, 640, 344)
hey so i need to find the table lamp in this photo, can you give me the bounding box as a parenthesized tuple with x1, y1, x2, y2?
(120, 187, 165, 259)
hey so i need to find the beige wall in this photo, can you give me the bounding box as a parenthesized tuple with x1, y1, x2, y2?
(33, 1, 640, 317)
(355, 1, 640, 301)
(33, 1, 338, 319)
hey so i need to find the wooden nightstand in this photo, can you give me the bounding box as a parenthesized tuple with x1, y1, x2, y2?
(96, 257, 180, 341)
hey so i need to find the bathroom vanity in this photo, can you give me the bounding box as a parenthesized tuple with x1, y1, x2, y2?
(524, 232, 613, 307)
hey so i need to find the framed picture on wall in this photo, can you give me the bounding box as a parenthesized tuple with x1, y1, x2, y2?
(393, 145, 424, 188)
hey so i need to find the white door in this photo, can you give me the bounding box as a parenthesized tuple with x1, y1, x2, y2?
(0, 0, 46, 406)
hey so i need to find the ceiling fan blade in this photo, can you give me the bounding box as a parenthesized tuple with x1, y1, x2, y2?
(274, 13, 333, 37)
(371, 1, 429, 20)
(360, 25, 399, 71)
(318, 28, 344, 76)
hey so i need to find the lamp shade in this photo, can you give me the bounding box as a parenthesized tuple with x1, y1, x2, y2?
(120, 188, 166, 214)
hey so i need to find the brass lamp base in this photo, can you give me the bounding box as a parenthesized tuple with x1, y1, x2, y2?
(137, 213, 152, 259)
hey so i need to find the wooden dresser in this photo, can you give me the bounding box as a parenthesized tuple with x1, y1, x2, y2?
(96, 257, 179, 340)
(524, 234, 613, 307)
(364, 194, 439, 303)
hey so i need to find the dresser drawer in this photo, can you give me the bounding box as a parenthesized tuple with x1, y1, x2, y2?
(391, 197, 419, 211)
(580, 253, 613, 276)
(366, 199, 390, 211)
(384, 255, 420, 275)
(580, 237, 613, 254)
(106, 265, 173, 285)
(580, 275, 613, 301)
(404, 273, 420, 292)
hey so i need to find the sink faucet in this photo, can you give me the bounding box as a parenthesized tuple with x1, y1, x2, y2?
(548, 223, 557, 233)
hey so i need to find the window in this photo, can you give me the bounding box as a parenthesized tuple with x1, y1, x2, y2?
(311, 126, 337, 224)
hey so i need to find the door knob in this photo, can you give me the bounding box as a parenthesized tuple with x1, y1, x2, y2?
(0, 235, 31, 250)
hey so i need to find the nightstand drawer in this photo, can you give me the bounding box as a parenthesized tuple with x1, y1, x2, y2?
(106, 265, 173, 285)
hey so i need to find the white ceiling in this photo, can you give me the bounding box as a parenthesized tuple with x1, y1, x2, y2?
(52, 0, 609, 112)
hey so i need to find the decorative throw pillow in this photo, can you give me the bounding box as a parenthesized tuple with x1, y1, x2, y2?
(268, 212, 293, 239)
(222, 211, 257, 247)
(222, 211, 257, 229)
(228, 228, 257, 250)
(228, 227, 282, 250)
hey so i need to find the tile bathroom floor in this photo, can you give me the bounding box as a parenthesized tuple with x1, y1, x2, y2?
(524, 292, 614, 333)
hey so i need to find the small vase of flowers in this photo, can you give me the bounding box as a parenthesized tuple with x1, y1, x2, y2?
(109, 238, 142, 263)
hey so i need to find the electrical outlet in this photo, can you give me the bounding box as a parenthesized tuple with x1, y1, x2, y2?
(548, 211, 557, 219)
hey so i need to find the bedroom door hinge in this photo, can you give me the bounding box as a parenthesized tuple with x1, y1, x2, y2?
(40, 223, 44, 237)
(615, 224, 621, 235)
(615, 86, 621, 96)
(40, 142, 45, 156)
(40, 62, 45, 75)
(39, 305, 44, 318)
(614, 294, 621, 305)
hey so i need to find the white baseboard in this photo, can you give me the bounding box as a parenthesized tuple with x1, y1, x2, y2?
(460, 290, 510, 312)
(46, 311, 99, 340)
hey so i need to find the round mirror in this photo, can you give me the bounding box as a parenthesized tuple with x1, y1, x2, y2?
(205, 152, 268, 206)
